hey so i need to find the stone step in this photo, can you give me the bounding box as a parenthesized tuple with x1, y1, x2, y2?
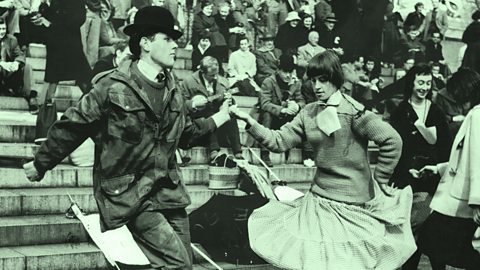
(0, 164, 342, 189)
(0, 242, 279, 270)
(0, 186, 244, 246)
(0, 95, 257, 111)
(0, 185, 241, 217)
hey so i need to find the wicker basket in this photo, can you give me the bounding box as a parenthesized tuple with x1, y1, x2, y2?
(208, 167, 240, 190)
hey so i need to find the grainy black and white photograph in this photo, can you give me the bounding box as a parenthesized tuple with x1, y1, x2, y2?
(0, 0, 478, 269)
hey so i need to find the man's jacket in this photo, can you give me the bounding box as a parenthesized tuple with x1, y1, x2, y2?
(259, 74, 305, 117)
(34, 59, 216, 230)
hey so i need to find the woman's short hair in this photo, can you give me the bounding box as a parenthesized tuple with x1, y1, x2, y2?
(446, 67, 480, 106)
(472, 10, 480, 21)
(236, 35, 249, 48)
(306, 50, 344, 89)
(403, 63, 433, 100)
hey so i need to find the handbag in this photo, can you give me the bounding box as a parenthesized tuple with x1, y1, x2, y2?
(35, 102, 58, 144)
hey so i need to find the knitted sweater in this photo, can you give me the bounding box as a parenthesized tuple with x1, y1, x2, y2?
(248, 95, 403, 203)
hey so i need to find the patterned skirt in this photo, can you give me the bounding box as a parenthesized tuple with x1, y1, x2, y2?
(248, 184, 416, 270)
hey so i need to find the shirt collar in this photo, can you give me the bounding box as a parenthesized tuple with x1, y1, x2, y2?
(318, 90, 342, 106)
(137, 59, 164, 82)
(198, 44, 210, 55)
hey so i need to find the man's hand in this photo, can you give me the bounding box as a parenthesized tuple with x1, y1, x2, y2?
(229, 104, 251, 122)
(10, 61, 19, 72)
(23, 161, 43, 182)
(192, 95, 208, 110)
(32, 15, 51, 27)
(287, 100, 300, 114)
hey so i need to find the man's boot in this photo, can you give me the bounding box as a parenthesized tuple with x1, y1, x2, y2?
(260, 150, 273, 167)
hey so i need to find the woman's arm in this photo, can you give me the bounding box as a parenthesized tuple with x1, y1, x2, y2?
(230, 105, 305, 153)
(353, 110, 403, 184)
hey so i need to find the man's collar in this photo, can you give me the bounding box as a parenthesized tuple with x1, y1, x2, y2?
(137, 59, 164, 82)
(198, 44, 210, 54)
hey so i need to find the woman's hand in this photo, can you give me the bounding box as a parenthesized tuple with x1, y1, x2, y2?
(229, 104, 251, 122)
(379, 182, 397, 197)
(418, 165, 439, 176)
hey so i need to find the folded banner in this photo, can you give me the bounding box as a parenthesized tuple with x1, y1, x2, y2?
(71, 203, 150, 268)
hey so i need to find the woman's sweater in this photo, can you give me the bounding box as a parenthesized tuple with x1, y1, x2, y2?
(248, 94, 402, 203)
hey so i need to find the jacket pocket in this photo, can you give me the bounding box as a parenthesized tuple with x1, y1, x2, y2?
(108, 93, 145, 144)
(101, 173, 136, 196)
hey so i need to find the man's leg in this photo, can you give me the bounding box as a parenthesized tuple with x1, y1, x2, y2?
(221, 118, 242, 157)
(128, 209, 192, 270)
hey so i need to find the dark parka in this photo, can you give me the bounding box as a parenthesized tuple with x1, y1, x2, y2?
(33, 59, 217, 230)
(260, 74, 305, 117)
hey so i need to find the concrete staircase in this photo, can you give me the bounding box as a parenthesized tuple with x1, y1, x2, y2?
(0, 44, 381, 270)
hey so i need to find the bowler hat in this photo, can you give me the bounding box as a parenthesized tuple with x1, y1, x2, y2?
(259, 32, 275, 41)
(123, 6, 182, 40)
(325, 12, 338, 23)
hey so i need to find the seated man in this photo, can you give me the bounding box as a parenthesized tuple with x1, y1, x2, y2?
(259, 54, 305, 166)
(180, 56, 243, 165)
(91, 41, 131, 79)
(297, 31, 325, 79)
(254, 33, 282, 86)
(0, 18, 37, 113)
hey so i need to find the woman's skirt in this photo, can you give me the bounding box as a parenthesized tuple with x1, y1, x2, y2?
(248, 184, 416, 270)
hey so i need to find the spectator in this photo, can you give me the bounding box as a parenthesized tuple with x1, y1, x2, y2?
(180, 56, 243, 165)
(433, 67, 473, 137)
(254, 32, 282, 86)
(313, 0, 331, 24)
(399, 26, 425, 64)
(263, 0, 288, 35)
(461, 10, 480, 74)
(425, 31, 444, 64)
(81, 0, 103, 68)
(228, 35, 259, 96)
(317, 12, 343, 56)
(382, 1, 403, 64)
(403, 2, 425, 35)
(99, 1, 126, 58)
(0, 17, 37, 113)
(192, 0, 226, 48)
(298, 13, 315, 45)
(274, 11, 304, 56)
(389, 63, 451, 270)
(32, 0, 92, 142)
(109, 0, 131, 30)
(422, 0, 448, 42)
(91, 41, 131, 78)
(297, 31, 325, 79)
(213, 2, 236, 64)
(417, 68, 480, 270)
(258, 54, 304, 166)
(431, 62, 446, 90)
(191, 31, 215, 71)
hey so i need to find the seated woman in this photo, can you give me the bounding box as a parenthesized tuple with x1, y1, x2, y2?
(227, 35, 259, 96)
(416, 67, 480, 270)
(230, 50, 416, 270)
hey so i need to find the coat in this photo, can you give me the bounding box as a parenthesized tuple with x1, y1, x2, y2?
(297, 43, 326, 68)
(422, 7, 448, 41)
(191, 12, 226, 47)
(430, 105, 480, 218)
(259, 74, 305, 117)
(33, 59, 217, 231)
(274, 23, 305, 55)
(43, 0, 91, 83)
(0, 34, 25, 64)
(433, 88, 468, 137)
(254, 46, 282, 85)
(179, 70, 230, 113)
